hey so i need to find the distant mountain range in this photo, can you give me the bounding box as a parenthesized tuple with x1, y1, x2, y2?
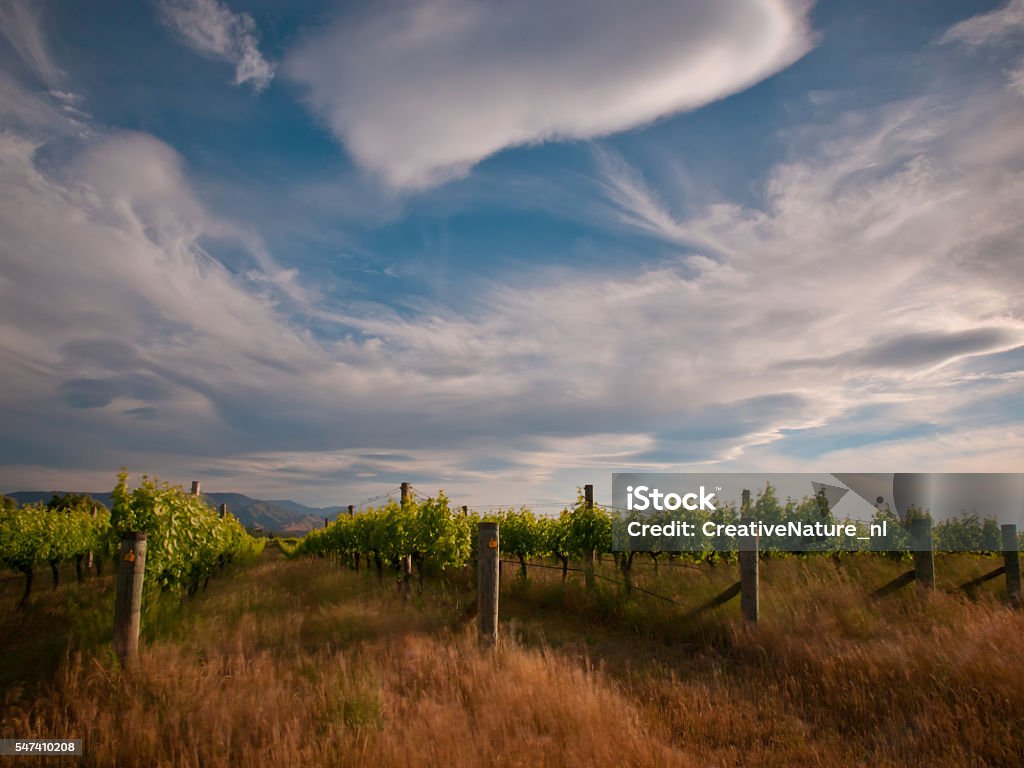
(3, 490, 338, 534)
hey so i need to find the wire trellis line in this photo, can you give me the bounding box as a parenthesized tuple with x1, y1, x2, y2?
(354, 487, 402, 510)
(497, 559, 683, 606)
(464, 502, 577, 511)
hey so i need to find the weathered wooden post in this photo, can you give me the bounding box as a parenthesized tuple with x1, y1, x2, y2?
(323, 517, 329, 529)
(583, 483, 596, 590)
(190, 480, 201, 495)
(113, 532, 147, 667)
(94, 508, 104, 576)
(739, 489, 759, 623)
(399, 483, 413, 596)
(1002, 523, 1021, 607)
(84, 507, 97, 573)
(462, 505, 468, 517)
(348, 505, 359, 571)
(910, 517, 934, 590)
(219, 503, 228, 519)
(478, 521, 499, 647)
(346, 505, 358, 573)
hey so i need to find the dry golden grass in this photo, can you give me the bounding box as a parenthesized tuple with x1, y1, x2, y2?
(504, 553, 1024, 766)
(629, 578, 1024, 767)
(2, 552, 1023, 767)
(0, 559, 693, 767)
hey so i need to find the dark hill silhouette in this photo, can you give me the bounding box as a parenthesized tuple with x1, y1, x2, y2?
(4, 490, 339, 533)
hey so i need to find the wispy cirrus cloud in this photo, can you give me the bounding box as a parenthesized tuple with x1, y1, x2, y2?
(940, 0, 1024, 97)
(286, 0, 814, 190)
(939, 0, 1024, 47)
(157, 0, 274, 91)
(0, 0, 62, 86)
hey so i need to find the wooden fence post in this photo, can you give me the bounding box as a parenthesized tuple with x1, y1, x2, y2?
(348, 504, 354, 518)
(739, 489, 759, 623)
(399, 555, 413, 599)
(478, 521, 499, 647)
(85, 507, 97, 573)
(113, 532, 147, 667)
(219, 503, 227, 519)
(462, 505, 468, 517)
(190, 480, 201, 495)
(583, 484, 596, 590)
(910, 517, 934, 590)
(323, 517, 329, 529)
(395, 485, 412, 597)
(1002, 523, 1021, 607)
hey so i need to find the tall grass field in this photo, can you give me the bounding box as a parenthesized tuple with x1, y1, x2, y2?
(1, 545, 1022, 766)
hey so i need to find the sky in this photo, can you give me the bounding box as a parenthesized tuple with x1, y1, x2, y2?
(0, 0, 1022, 509)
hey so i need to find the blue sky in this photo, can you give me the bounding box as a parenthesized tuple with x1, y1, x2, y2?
(0, 0, 1022, 507)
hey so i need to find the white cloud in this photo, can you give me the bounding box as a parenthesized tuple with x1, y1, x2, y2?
(158, 0, 274, 91)
(940, 0, 1024, 98)
(940, 0, 1024, 47)
(3, 20, 1024, 505)
(318, 76, 1024, 484)
(0, 130, 319, 397)
(0, 0, 62, 86)
(286, 0, 814, 190)
(1010, 60, 1024, 97)
(769, 425, 1024, 474)
(4, 70, 1024, 503)
(0, 70, 82, 137)
(0, 1, 91, 137)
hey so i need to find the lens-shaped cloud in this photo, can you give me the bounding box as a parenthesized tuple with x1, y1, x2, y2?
(286, 0, 814, 189)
